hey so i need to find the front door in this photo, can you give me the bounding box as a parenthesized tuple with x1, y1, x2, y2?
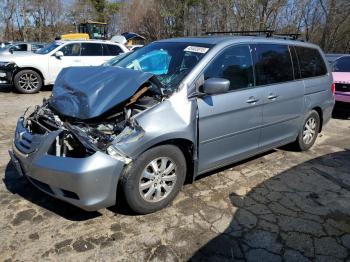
(48, 43, 82, 84)
(197, 44, 263, 174)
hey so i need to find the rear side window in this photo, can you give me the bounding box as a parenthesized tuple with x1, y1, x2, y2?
(295, 46, 327, 78)
(254, 44, 293, 85)
(204, 45, 254, 91)
(81, 43, 103, 56)
(103, 44, 123, 56)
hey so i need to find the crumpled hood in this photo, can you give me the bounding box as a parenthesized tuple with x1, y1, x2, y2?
(49, 66, 154, 120)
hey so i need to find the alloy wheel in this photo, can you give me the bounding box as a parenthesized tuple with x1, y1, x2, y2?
(303, 117, 317, 144)
(18, 73, 39, 91)
(139, 157, 177, 203)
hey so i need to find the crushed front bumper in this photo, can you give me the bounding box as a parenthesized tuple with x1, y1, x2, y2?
(10, 118, 126, 211)
(0, 63, 16, 85)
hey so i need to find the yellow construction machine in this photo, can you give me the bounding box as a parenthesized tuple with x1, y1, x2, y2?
(59, 20, 108, 40)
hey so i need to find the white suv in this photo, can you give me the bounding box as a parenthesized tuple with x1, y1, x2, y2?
(0, 40, 129, 93)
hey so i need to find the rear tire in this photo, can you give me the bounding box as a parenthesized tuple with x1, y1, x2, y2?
(294, 110, 320, 151)
(121, 145, 186, 214)
(13, 69, 43, 94)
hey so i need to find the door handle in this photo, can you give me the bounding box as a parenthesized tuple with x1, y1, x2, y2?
(267, 93, 279, 100)
(73, 59, 81, 63)
(246, 96, 259, 104)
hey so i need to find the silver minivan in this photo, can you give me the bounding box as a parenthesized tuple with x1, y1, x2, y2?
(10, 36, 335, 214)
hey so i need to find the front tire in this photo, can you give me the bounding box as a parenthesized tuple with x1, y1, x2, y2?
(13, 70, 43, 94)
(121, 145, 186, 214)
(294, 110, 320, 151)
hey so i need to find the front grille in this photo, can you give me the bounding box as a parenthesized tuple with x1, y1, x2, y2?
(335, 83, 350, 92)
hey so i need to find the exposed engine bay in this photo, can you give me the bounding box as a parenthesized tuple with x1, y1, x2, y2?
(23, 80, 162, 159)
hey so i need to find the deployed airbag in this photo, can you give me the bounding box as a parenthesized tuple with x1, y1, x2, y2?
(49, 66, 154, 119)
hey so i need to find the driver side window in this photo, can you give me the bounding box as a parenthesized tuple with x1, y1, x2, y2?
(204, 45, 254, 91)
(59, 43, 81, 56)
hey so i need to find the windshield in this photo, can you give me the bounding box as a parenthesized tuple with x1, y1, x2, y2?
(103, 52, 131, 66)
(112, 42, 213, 90)
(35, 42, 61, 54)
(333, 56, 350, 72)
(0, 45, 11, 51)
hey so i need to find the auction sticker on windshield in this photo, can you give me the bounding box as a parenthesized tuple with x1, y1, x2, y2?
(184, 46, 209, 54)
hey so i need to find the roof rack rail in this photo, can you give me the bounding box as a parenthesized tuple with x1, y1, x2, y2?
(272, 33, 301, 40)
(205, 30, 303, 41)
(205, 30, 275, 37)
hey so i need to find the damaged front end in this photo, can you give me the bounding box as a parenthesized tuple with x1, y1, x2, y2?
(11, 66, 164, 210)
(23, 96, 153, 162)
(29, 66, 163, 160)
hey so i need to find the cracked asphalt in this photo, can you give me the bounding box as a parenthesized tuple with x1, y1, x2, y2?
(1, 86, 350, 261)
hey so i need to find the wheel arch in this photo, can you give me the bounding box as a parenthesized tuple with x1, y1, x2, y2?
(13, 67, 45, 83)
(140, 138, 196, 184)
(312, 106, 323, 132)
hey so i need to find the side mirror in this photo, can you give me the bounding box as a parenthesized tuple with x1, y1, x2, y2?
(54, 51, 64, 58)
(9, 48, 14, 54)
(202, 78, 230, 95)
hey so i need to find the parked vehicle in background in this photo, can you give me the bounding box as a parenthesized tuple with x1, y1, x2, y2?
(0, 40, 129, 93)
(111, 32, 145, 51)
(0, 42, 11, 48)
(331, 55, 350, 104)
(0, 42, 45, 55)
(325, 53, 344, 64)
(10, 36, 334, 214)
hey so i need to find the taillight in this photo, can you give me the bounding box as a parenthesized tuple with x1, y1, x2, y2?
(331, 83, 335, 95)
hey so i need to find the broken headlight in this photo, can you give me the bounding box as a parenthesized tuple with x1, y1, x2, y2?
(107, 145, 131, 164)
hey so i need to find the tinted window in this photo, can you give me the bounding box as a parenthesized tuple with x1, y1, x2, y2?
(204, 45, 254, 91)
(103, 44, 123, 56)
(81, 43, 103, 56)
(255, 44, 293, 85)
(333, 56, 350, 72)
(295, 46, 327, 78)
(59, 43, 81, 56)
(11, 44, 27, 52)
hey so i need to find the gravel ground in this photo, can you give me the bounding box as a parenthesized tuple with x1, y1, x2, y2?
(1, 85, 350, 262)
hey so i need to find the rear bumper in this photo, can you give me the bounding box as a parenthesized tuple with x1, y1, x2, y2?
(10, 118, 126, 211)
(335, 91, 350, 103)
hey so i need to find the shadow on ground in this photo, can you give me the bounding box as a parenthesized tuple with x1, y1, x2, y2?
(332, 102, 350, 120)
(3, 161, 102, 221)
(0, 84, 53, 93)
(190, 150, 350, 261)
(0, 84, 12, 93)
